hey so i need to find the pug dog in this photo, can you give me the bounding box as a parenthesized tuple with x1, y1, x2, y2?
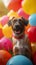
(8, 17, 32, 60)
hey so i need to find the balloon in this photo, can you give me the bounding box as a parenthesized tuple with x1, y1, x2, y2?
(11, 0, 22, 2)
(0, 28, 4, 39)
(0, 37, 13, 54)
(29, 14, 36, 26)
(1, 15, 9, 26)
(25, 24, 30, 34)
(7, 10, 19, 19)
(27, 27, 36, 42)
(0, 23, 3, 28)
(6, 55, 33, 65)
(22, 0, 36, 15)
(2, 0, 22, 11)
(31, 43, 36, 54)
(8, 1, 21, 11)
(31, 43, 36, 65)
(18, 8, 29, 19)
(3, 24, 12, 38)
(33, 52, 36, 65)
(0, 50, 11, 65)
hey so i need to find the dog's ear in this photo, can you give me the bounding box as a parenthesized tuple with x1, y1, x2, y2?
(21, 17, 29, 26)
(8, 20, 12, 26)
(8, 17, 15, 26)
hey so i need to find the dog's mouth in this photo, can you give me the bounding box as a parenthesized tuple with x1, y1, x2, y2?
(13, 27, 23, 35)
(13, 24, 24, 35)
(15, 30, 21, 34)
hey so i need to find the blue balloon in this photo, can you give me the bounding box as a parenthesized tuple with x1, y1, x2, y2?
(6, 55, 33, 65)
(29, 14, 36, 26)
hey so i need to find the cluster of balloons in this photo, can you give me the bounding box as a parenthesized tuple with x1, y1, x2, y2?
(2, 0, 30, 20)
(0, 0, 36, 65)
(0, 15, 13, 65)
(27, 14, 36, 65)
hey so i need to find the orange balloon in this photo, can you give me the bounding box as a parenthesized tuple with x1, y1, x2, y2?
(31, 43, 36, 54)
(0, 23, 3, 28)
(0, 50, 11, 65)
(8, 1, 21, 11)
(25, 24, 30, 34)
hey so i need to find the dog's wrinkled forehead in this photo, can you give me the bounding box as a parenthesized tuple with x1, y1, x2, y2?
(8, 17, 29, 26)
(12, 18, 24, 25)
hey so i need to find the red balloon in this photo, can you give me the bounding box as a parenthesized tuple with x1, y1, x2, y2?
(0, 28, 4, 39)
(18, 8, 29, 19)
(8, 1, 21, 11)
(27, 27, 36, 42)
(11, 0, 22, 2)
(33, 52, 36, 65)
(17, 0, 22, 2)
(0, 50, 11, 65)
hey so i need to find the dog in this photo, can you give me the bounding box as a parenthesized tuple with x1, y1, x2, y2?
(8, 17, 32, 60)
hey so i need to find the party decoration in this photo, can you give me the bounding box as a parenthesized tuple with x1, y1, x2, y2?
(25, 24, 30, 34)
(22, 0, 36, 15)
(31, 43, 36, 54)
(33, 52, 36, 65)
(0, 37, 13, 54)
(2, 0, 22, 11)
(1, 15, 9, 26)
(29, 14, 36, 26)
(7, 10, 19, 19)
(3, 24, 12, 38)
(18, 8, 29, 19)
(12, 0, 22, 2)
(27, 27, 36, 42)
(0, 23, 3, 28)
(7, 1, 21, 11)
(0, 28, 4, 39)
(0, 50, 11, 65)
(6, 55, 33, 65)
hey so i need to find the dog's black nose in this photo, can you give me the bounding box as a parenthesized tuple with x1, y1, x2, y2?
(15, 25, 19, 30)
(16, 25, 19, 28)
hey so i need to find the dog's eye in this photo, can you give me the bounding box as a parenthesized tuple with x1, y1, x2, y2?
(18, 19, 22, 22)
(18, 19, 24, 25)
(13, 19, 17, 23)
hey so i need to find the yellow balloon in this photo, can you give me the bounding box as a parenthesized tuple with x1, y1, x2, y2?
(7, 10, 19, 19)
(22, 0, 36, 15)
(31, 43, 36, 54)
(0, 23, 3, 28)
(3, 24, 12, 38)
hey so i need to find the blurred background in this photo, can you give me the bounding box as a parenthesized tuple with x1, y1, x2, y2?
(0, 0, 8, 17)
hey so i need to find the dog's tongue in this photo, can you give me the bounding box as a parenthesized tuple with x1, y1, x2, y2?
(16, 31, 20, 34)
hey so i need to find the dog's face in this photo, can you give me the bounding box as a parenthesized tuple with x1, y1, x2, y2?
(8, 17, 28, 36)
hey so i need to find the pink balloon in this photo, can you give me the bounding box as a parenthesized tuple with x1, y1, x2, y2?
(1, 15, 9, 26)
(0, 37, 13, 53)
(18, 8, 29, 19)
